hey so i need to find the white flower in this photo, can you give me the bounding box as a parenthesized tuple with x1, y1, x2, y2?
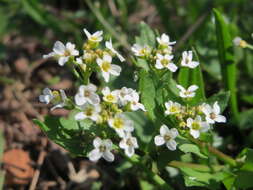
(75, 84, 100, 106)
(156, 33, 176, 47)
(88, 137, 114, 162)
(83, 28, 103, 43)
(108, 113, 134, 137)
(186, 116, 210, 139)
(165, 101, 181, 115)
(125, 91, 146, 111)
(43, 41, 79, 66)
(105, 39, 125, 62)
(39, 88, 67, 110)
(176, 84, 198, 98)
(233, 36, 247, 48)
(155, 53, 177, 72)
(117, 87, 134, 106)
(181, 51, 199, 69)
(96, 54, 121, 82)
(202, 101, 226, 124)
(102, 87, 119, 103)
(75, 103, 101, 122)
(154, 125, 178, 151)
(131, 44, 151, 57)
(119, 132, 138, 157)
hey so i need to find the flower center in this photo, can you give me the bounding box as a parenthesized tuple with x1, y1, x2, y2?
(192, 122, 201, 130)
(90, 36, 99, 42)
(84, 90, 90, 97)
(164, 134, 171, 141)
(106, 94, 115, 102)
(126, 138, 133, 146)
(169, 106, 179, 113)
(210, 113, 216, 119)
(52, 91, 61, 103)
(161, 58, 169, 66)
(113, 118, 124, 129)
(85, 108, 93, 116)
(99, 145, 106, 152)
(101, 61, 111, 72)
(64, 50, 71, 56)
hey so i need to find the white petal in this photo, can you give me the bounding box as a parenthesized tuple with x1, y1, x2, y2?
(102, 71, 110, 82)
(93, 137, 102, 148)
(75, 112, 86, 120)
(154, 135, 165, 146)
(186, 118, 193, 128)
(119, 140, 127, 149)
(75, 94, 86, 106)
(110, 64, 121, 76)
(116, 52, 125, 62)
(215, 115, 226, 123)
(206, 117, 215, 124)
(213, 101, 221, 114)
(176, 85, 185, 92)
(58, 56, 69, 66)
(190, 129, 200, 139)
(167, 63, 178, 72)
(166, 140, 177, 151)
(160, 125, 169, 135)
(43, 52, 55, 59)
(189, 61, 199, 68)
(53, 41, 65, 55)
(155, 60, 164, 69)
(88, 149, 102, 162)
(104, 139, 113, 149)
(103, 54, 112, 63)
(125, 147, 135, 157)
(88, 93, 100, 105)
(103, 151, 114, 162)
(83, 28, 91, 38)
(201, 122, 210, 132)
(169, 128, 179, 139)
(188, 85, 198, 92)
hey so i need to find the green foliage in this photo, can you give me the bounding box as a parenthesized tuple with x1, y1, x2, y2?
(179, 144, 208, 159)
(206, 91, 230, 112)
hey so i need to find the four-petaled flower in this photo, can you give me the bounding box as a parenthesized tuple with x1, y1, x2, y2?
(165, 101, 181, 115)
(75, 84, 100, 106)
(39, 88, 67, 110)
(156, 33, 176, 47)
(176, 84, 198, 98)
(88, 137, 114, 162)
(125, 91, 146, 111)
(105, 38, 125, 62)
(119, 132, 139, 157)
(154, 125, 179, 151)
(96, 54, 121, 82)
(202, 101, 226, 124)
(155, 53, 177, 72)
(75, 103, 101, 122)
(186, 116, 210, 139)
(43, 41, 79, 66)
(117, 87, 134, 106)
(108, 114, 134, 137)
(83, 28, 103, 43)
(102, 86, 119, 103)
(181, 51, 199, 69)
(131, 44, 151, 57)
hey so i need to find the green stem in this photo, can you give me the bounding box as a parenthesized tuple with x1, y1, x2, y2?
(168, 161, 224, 172)
(190, 137, 237, 167)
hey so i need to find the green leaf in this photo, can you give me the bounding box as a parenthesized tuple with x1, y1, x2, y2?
(213, 9, 239, 120)
(179, 144, 208, 159)
(206, 91, 230, 112)
(135, 22, 156, 46)
(139, 70, 156, 121)
(234, 171, 253, 189)
(239, 148, 253, 172)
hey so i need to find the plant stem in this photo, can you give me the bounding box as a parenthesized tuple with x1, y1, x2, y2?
(168, 161, 224, 172)
(190, 137, 237, 167)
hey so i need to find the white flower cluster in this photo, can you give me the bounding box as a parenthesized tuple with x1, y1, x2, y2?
(39, 83, 145, 162)
(131, 33, 199, 72)
(43, 29, 125, 83)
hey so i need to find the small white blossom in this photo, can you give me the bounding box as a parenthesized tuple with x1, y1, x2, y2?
(125, 91, 146, 111)
(187, 116, 210, 139)
(88, 137, 114, 162)
(75, 84, 100, 106)
(119, 132, 138, 157)
(181, 51, 199, 69)
(154, 125, 178, 151)
(165, 101, 181, 115)
(117, 87, 134, 106)
(105, 39, 125, 62)
(102, 87, 119, 103)
(202, 101, 226, 124)
(75, 103, 101, 122)
(83, 28, 103, 43)
(233, 36, 247, 48)
(96, 54, 121, 82)
(43, 41, 79, 66)
(108, 113, 134, 137)
(156, 33, 176, 47)
(155, 53, 177, 72)
(176, 84, 198, 98)
(131, 44, 151, 57)
(39, 88, 67, 110)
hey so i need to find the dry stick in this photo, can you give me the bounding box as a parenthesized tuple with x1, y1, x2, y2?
(174, 12, 209, 51)
(29, 139, 48, 190)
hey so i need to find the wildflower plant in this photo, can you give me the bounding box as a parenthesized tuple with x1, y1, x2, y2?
(34, 10, 253, 189)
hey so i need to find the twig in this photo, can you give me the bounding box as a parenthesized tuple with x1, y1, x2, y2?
(29, 139, 47, 190)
